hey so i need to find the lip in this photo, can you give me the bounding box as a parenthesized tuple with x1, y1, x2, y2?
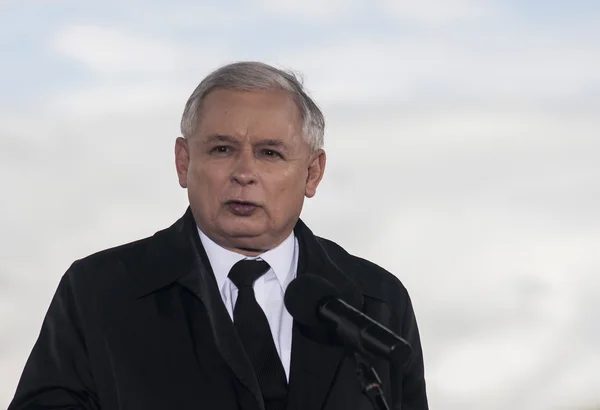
(225, 200, 260, 207)
(225, 200, 261, 216)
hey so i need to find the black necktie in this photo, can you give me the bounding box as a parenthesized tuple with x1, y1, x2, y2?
(228, 259, 288, 410)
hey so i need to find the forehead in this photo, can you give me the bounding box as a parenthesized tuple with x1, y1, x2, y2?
(196, 89, 303, 136)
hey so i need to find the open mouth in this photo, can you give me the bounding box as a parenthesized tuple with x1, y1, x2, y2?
(226, 200, 259, 216)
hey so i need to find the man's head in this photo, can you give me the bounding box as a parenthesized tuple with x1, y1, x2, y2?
(175, 61, 326, 256)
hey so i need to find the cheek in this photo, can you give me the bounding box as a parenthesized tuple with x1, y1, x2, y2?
(189, 165, 224, 199)
(194, 166, 231, 199)
(271, 173, 305, 202)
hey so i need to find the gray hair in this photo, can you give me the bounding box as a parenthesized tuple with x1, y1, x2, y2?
(180, 61, 325, 151)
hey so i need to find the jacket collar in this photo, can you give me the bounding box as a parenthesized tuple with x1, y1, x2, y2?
(132, 208, 197, 298)
(134, 207, 363, 308)
(133, 207, 364, 410)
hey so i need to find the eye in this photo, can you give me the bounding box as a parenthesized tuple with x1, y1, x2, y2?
(262, 149, 282, 158)
(211, 146, 232, 154)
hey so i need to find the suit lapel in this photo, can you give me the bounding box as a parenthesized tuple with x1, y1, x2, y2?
(134, 208, 264, 410)
(178, 218, 264, 410)
(286, 219, 364, 410)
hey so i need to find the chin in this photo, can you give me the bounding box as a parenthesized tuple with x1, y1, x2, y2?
(220, 219, 267, 239)
(223, 227, 270, 255)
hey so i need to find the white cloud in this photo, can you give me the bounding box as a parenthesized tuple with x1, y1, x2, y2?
(539, 354, 600, 409)
(428, 326, 557, 399)
(379, 0, 493, 23)
(52, 25, 187, 75)
(255, 0, 491, 23)
(45, 80, 189, 118)
(278, 36, 600, 105)
(45, 18, 600, 122)
(257, 0, 360, 20)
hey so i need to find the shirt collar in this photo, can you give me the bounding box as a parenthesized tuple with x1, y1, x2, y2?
(197, 226, 296, 293)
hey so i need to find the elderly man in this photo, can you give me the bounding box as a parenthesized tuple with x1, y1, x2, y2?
(9, 62, 428, 410)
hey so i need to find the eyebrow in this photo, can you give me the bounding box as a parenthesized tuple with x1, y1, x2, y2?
(203, 134, 238, 144)
(256, 139, 285, 147)
(203, 134, 286, 148)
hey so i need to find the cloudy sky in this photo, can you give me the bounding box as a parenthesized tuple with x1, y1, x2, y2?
(1, 1, 599, 409)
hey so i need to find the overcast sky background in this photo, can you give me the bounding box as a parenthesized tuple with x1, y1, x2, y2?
(1, 1, 599, 409)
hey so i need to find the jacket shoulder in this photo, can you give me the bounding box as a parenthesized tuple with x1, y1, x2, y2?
(316, 236, 409, 302)
(63, 228, 169, 295)
(71, 234, 156, 273)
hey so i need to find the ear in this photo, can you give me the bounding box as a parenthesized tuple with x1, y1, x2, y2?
(305, 149, 326, 198)
(175, 137, 190, 188)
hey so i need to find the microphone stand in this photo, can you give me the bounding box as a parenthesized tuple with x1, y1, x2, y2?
(354, 352, 390, 410)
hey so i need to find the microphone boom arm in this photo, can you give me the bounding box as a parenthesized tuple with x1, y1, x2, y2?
(354, 351, 391, 410)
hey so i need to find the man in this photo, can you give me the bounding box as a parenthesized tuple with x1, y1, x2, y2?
(9, 61, 428, 409)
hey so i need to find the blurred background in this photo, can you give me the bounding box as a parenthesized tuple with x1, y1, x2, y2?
(1, 0, 599, 409)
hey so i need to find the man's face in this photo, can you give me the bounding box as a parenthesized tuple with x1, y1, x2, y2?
(175, 89, 326, 255)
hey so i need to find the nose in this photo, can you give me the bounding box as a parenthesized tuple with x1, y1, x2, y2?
(231, 149, 257, 186)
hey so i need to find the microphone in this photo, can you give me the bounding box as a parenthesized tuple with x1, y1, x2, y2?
(284, 274, 412, 365)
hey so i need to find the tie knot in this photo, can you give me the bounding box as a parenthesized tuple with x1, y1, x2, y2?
(228, 259, 270, 288)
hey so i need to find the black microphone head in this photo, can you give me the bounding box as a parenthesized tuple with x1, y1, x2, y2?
(284, 274, 340, 327)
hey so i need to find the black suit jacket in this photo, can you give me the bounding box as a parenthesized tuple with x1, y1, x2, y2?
(9, 208, 428, 410)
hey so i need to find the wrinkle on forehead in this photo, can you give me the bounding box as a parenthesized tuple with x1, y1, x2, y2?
(194, 89, 305, 147)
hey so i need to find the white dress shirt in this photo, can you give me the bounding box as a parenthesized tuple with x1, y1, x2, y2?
(197, 227, 298, 381)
